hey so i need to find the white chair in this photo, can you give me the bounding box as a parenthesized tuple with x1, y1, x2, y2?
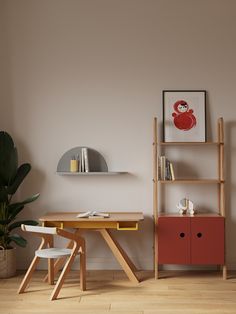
(18, 225, 86, 300)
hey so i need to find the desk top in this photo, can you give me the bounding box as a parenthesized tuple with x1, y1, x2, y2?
(39, 212, 144, 222)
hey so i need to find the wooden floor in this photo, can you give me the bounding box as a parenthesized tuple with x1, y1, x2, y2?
(1, 270, 236, 314)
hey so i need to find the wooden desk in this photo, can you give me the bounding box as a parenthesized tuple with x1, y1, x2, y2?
(39, 212, 144, 283)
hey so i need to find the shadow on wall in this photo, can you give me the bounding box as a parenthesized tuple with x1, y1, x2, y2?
(15, 138, 45, 216)
(14, 138, 46, 269)
(205, 92, 213, 141)
(225, 120, 236, 266)
(0, 3, 14, 134)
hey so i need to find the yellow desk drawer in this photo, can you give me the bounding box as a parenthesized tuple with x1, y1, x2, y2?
(117, 222, 138, 230)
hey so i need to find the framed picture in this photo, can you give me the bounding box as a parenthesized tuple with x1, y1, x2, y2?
(163, 90, 206, 142)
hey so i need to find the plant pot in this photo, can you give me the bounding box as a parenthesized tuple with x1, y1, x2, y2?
(0, 247, 16, 278)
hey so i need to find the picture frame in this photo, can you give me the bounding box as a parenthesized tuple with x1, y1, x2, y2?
(163, 90, 206, 142)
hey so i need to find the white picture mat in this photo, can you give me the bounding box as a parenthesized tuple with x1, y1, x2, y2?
(163, 91, 206, 142)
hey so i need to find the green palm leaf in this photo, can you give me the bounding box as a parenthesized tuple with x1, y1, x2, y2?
(0, 218, 12, 225)
(7, 163, 31, 195)
(8, 220, 38, 231)
(9, 234, 27, 247)
(8, 203, 25, 220)
(8, 194, 40, 220)
(21, 193, 40, 205)
(0, 132, 17, 185)
(0, 186, 8, 202)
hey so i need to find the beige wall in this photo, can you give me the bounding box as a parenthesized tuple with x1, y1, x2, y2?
(1, 0, 236, 270)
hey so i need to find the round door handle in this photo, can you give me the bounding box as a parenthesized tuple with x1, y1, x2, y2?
(179, 232, 185, 238)
(197, 232, 202, 238)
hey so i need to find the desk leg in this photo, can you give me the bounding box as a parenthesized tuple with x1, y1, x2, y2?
(43, 229, 82, 283)
(99, 230, 137, 273)
(99, 229, 139, 284)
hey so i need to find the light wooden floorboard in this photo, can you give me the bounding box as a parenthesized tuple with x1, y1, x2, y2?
(0, 270, 236, 314)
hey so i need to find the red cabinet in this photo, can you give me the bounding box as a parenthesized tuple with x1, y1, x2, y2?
(191, 217, 224, 264)
(158, 216, 224, 265)
(158, 217, 190, 264)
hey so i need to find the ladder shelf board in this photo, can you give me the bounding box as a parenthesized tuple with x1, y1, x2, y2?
(160, 142, 223, 146)
(159, 179, 224, 184)
(158, 213, 223, 218)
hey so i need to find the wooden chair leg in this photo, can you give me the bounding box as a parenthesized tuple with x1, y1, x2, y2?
(18, 256, 41, 294)
(43, 229, 82, 282)
(80, 248, 86, 291)
(50, 245, 79, 301)
(47, 237, 54, 285)
(48, 258, 54, 285)
(43, 254, 69, 283)
(18, 238, 48, 294)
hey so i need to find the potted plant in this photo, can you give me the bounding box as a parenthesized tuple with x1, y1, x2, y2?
(0, 131, 39, 278)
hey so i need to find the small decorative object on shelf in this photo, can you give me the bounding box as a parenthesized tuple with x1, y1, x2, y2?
(70, 156, 78, 172)
(163, 90, 206, 142)
(177, 198, 188, 215)
(188, 200, 195, 216)
(177, 198, 195, 215)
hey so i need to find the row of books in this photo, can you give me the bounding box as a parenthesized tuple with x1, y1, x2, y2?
(158, 156, 175, 181)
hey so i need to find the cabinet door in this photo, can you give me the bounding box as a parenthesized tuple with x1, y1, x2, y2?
(158, 217, 191, 264)
(191, 217, 225, 265)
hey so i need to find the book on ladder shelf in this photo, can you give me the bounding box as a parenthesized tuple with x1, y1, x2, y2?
(158, 156, 175, 181)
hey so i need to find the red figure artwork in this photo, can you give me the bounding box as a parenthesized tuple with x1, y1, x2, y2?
(172, 100, 196, 131)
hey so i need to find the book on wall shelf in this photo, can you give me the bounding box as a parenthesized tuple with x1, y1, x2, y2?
(158, 156, 175, 181)
(79, 147, 90, 173)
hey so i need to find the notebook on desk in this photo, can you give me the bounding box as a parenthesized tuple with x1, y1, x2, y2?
(77, 211, 110, 219)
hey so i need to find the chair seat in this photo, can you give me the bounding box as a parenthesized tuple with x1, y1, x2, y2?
(35, 248, 72, 259)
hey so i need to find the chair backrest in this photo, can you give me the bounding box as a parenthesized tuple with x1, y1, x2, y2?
(22, 225, 85, 246)
(21, 224, 57, 235)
